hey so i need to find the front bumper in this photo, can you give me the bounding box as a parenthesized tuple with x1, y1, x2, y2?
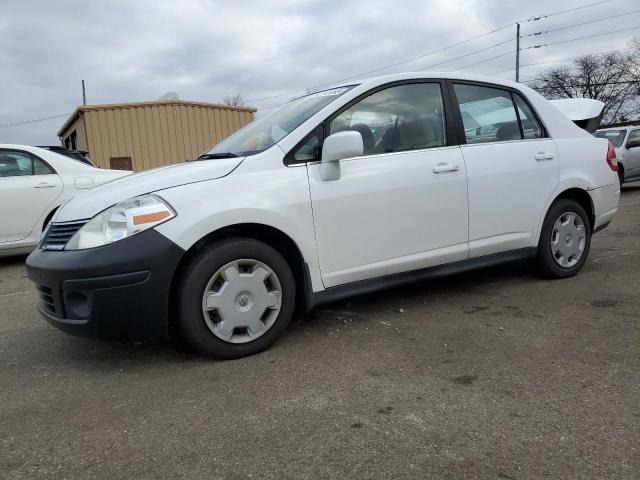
(26, 229, 184, 340)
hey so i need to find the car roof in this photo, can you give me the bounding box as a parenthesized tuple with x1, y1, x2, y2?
(326, 71, 524, 92)
(597, 126, 638, 132)
(0, 144, 48, 153)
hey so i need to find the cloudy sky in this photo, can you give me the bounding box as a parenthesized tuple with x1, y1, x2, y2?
(1, 0, 638, 144)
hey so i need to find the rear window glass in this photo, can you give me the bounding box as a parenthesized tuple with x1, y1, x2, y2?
(595, 130, 626, 148)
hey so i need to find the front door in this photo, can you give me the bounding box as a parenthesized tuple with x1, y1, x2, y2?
(450, 82, 559, 257)
(306, 82, 469, 288)
(624, 129, 640, 178)
(0, 150, 63, 243)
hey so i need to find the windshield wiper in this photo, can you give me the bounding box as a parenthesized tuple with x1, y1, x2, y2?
(196, 152, 239, 160)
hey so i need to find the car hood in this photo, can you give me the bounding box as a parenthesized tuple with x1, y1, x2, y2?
(55, 157, 244, 222)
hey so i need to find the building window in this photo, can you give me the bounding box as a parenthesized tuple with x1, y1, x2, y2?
(69, 130, 77, 150)
(109, 157, 132, 171)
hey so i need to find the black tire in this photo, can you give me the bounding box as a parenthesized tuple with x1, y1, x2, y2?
(530, 198, 592, 279)
(176, 238, 296, 359)
(618, 165, 624, 186)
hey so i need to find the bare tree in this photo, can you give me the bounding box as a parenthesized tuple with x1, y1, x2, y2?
(532, 40, 640, 125)
(221, 94, 245, 106)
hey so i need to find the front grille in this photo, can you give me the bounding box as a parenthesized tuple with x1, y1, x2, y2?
(40, 220, 87, 250)
(37, 285, 58, 316)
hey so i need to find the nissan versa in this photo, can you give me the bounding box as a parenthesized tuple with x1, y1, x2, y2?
(26, 72, 620, 359)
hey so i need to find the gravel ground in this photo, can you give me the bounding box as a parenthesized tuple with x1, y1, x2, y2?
(1, 185, 639, 479)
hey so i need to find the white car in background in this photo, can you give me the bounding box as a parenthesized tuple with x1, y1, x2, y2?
(0, 145, 130, 257)
(595, 126, 640, 185)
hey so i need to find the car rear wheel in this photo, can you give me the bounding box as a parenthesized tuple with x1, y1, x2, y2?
(618, 164, 624, 186)
(176, 238, 295, 359)
(530, 198, 591, 279)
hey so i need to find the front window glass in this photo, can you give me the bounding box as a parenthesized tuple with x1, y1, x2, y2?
(329, 83, 446, 155)
(595, 130, 626, 148)
(454, 84, 521, 144)
(628, 129, 640, 147)
(205, 86, 355, 158)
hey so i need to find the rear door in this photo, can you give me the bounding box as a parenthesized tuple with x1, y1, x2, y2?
(0, 150, 63, 243)
(449, 82, 558, 257)
(305, 81, 469, 287)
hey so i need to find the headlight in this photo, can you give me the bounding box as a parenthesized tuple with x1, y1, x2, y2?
(65, 194, 175, 250)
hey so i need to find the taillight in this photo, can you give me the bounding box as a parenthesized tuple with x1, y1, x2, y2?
(606, 142, 618, 171)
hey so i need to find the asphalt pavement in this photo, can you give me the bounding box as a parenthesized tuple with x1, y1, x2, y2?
(1, 186, 639, 479)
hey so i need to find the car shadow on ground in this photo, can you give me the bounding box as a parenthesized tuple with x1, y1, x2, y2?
(0, 253, 29, 267)
(621, 182, 640, 191)
(292, 260, 531, 328)
(23, 259, 532, 369)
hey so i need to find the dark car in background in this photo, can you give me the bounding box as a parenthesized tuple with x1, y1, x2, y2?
(36, 146, 96, 167)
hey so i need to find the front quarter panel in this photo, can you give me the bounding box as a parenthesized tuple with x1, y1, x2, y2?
(153, 151, 322, 292)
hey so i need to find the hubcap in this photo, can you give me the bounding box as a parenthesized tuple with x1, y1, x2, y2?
(550, 211, 586, 268)
(201, 259, 282, 344)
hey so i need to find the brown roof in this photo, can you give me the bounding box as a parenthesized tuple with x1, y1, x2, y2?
(58, 99, 256, 136)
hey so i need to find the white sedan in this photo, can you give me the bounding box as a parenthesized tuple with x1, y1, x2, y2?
(26, 72, 620, 358)
(0, 145, 130, 257)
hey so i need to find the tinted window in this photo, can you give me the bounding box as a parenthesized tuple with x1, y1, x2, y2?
(514, 94, 543, 139)
(627, 129, 640, 147)
(0, 151, 53, 177)
(329, 83, 446, 155)
(595, 130, 626, 147)
(33, 158, 54, 175)
(454, 84, 521, 144)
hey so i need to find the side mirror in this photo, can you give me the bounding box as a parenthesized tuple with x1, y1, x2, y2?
(626, 139, 640, 149)
(320, 131, 363, 181)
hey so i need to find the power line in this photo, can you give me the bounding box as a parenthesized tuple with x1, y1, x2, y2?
(248, 0, 620, 104)
(451, 50, 517, 72)
(259, 24, 637, 110)
(245, 23, 517, 104)
(523, 24, 640, 50)
(1, 0, 627, 128)
(419, 38, 515, 70)
(0, 112, 72, 129)
(490, 46, 629, 75)
(524, 0, 614, 22)
(524, 79, 639, 86)
(522, 9, 640, 38)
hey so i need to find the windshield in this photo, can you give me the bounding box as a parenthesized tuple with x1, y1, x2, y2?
(205, 86, 356, 157)
(595, 130, 626, 148)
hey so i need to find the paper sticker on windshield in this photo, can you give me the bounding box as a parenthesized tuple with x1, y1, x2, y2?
(605, 132, 621, 136)
(315, 87, 350, 97)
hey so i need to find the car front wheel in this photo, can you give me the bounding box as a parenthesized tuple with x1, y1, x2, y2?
(176, 238, 296, 359)
(530, 198, 592, 279)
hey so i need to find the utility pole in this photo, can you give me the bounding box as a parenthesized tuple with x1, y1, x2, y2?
(515, 23, 521, 83)
(81, 80, 86, 106)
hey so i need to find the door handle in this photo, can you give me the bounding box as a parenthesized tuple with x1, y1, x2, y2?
(34, 183, 56, 189)
(433, 162, 459, 173)
(535, 152, 555, 161)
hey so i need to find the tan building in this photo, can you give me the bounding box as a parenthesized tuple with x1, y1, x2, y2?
(57, 100, 255, 171)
